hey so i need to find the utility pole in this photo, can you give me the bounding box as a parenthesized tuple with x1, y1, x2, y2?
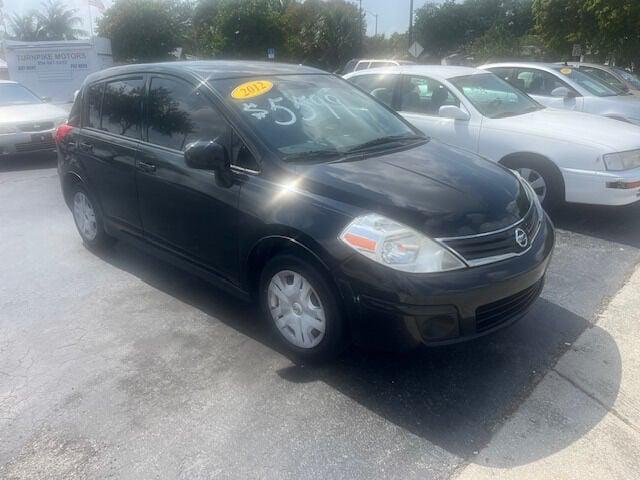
(409, 0, 414, 48)
(365, 10, 379, 37)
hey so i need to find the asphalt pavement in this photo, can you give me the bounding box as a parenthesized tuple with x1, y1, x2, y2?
(1, 156, 639, 479)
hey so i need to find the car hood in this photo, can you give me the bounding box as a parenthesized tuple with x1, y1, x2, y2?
(295, 140, 530, 238)
(488, 108, 640, 151)
(0, 103, 68, 125)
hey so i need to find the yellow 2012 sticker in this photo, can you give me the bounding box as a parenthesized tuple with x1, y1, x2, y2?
(560, 68, 573, 75)
(231, 80, 274, 100)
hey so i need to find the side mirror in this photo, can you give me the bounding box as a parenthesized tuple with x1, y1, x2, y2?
(551, 87, 574, 98)
(439, 105, 470, 121)
(42, 96, 52, 103)
(184, 140, 233, 187)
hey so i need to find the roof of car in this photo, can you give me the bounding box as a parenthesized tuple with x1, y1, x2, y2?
(480, 62, 563, 72)
(346, 64, 481, 80)
(84, 61, 327, 85)
(0, 79, 17, 84)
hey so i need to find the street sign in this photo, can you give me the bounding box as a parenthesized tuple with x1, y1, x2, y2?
(572, 44, 582, 57)
(408, 41, 424, 59)
(267, 48, 276, 60)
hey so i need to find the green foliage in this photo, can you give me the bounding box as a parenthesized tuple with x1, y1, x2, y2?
(533, 0, 640, 65)
(9, 13, 42, 41)
(282, 0, 364, 70)
(363, 33, 410, 60)
(97, 0, 184, 62)
(414, 0, 534, 60)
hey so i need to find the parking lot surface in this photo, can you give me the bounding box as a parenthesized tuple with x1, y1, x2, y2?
(2, 157, 640, 479)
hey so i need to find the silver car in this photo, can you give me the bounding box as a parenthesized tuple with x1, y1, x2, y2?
(560, 62, 640, 96)
(0, 80, 68, 157)
(481, 62, 640, 125)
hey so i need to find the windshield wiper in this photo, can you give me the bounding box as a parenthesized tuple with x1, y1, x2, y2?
(344, 134, 426, 153)
(282, 149, 342, 162)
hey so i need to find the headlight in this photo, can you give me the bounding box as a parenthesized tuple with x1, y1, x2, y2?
(339, 213, 466, 273)
(603, 150, 640, 171)
(0, 124, 17, 134)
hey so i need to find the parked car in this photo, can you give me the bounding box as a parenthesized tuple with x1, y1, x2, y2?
(57, 61, 554, 360)
(0, 80, 68, 157)
(558, 62, 640, 96)
(345, 65, 640, 209)
(342, 58, 415, 75)
(480, 62, 640, 125)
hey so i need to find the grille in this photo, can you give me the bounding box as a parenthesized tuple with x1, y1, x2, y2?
(18, 122, 54, 132)
(14, 138, 56, 153)
(476, 279, 543, 333)
(443, 205, 540, 263)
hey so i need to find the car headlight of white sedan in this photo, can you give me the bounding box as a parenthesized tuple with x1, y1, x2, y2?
(0, 124, 18, 134)
(603, 149, 640, 171)
(340, 213, 466, 273)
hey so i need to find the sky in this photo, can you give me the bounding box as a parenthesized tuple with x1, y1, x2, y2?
(2, 0, 447, 38)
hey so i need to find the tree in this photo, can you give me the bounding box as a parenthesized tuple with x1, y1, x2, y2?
(194, 0, 290, 59)
(9, 12, 42, 41)
(97, 0, 183, 62)
(36, 0, 86, 40)
(283, 0, 364, 70)
(414, 1, 471, 58)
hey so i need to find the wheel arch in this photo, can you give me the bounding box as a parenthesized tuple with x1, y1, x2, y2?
(498, 152, 566, 202)
(61, 171, 85, 208)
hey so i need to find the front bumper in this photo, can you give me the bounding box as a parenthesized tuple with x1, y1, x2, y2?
(336, 215, 555, 351)
(562, 166, 640, 206)
(0, 130, 57, 157)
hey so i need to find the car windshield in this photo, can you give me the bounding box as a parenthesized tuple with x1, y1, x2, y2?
(449, 73, 543, 119)
(614, 68, 640, 90)
(551, 66, 620, 97)
(0, 83, 43, 106)
(215, 74, 422, 162)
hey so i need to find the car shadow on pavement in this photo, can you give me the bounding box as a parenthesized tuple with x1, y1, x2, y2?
(0, 153, 57, 173)
(96, 242, 622, 466)
(549, 202, 640, 249)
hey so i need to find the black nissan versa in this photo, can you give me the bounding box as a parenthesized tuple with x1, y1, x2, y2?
(56, 61, 555, 360)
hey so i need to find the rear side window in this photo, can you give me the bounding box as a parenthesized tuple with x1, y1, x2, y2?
(100, 78, 144, 139)
(85, 83, 103, 129)
(350, 74, 397, 106)
(68, 91, 82, 127)
(515, 69, 569, 96)
(146, 76, 228, 151)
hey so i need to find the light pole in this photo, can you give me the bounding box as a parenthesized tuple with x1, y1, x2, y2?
(409, 0, 414, 48)
(365, 10, 379, 37)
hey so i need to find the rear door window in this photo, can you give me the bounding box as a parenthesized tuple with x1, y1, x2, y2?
(100, 77, 145, 139)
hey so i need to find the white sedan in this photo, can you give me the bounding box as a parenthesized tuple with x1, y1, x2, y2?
(0, 80, 68, 158)
(345, 65, 640, 209)
(480, 62, 640, 125)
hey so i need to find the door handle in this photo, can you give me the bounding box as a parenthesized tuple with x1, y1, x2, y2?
(138, 161, 157, 173)
(78, 142, 93, 152)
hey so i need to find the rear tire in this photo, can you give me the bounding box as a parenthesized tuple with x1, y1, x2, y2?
(259, 254, 348, 362)
(70, 184, 115, 250)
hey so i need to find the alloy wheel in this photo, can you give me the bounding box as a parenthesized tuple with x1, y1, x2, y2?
(518, 167, 547, 205)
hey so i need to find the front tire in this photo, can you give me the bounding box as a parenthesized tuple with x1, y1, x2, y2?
(70, 185, 114, 250)
(259, 254, 348, 361)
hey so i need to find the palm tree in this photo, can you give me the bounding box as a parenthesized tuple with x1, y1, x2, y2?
(36, 0, 87, 40)
(9, 12, 42, 41)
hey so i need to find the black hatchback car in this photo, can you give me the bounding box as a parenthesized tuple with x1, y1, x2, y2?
(57, 61, 555, 360)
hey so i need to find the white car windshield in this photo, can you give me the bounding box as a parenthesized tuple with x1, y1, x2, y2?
(216, 74, 423, 162)
(0, 83, 43, 106)
(551, 66, 620, 97)
(450, 73, 543, 119)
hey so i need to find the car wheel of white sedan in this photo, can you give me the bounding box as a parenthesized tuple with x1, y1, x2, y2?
(517, 167, 548, 205)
